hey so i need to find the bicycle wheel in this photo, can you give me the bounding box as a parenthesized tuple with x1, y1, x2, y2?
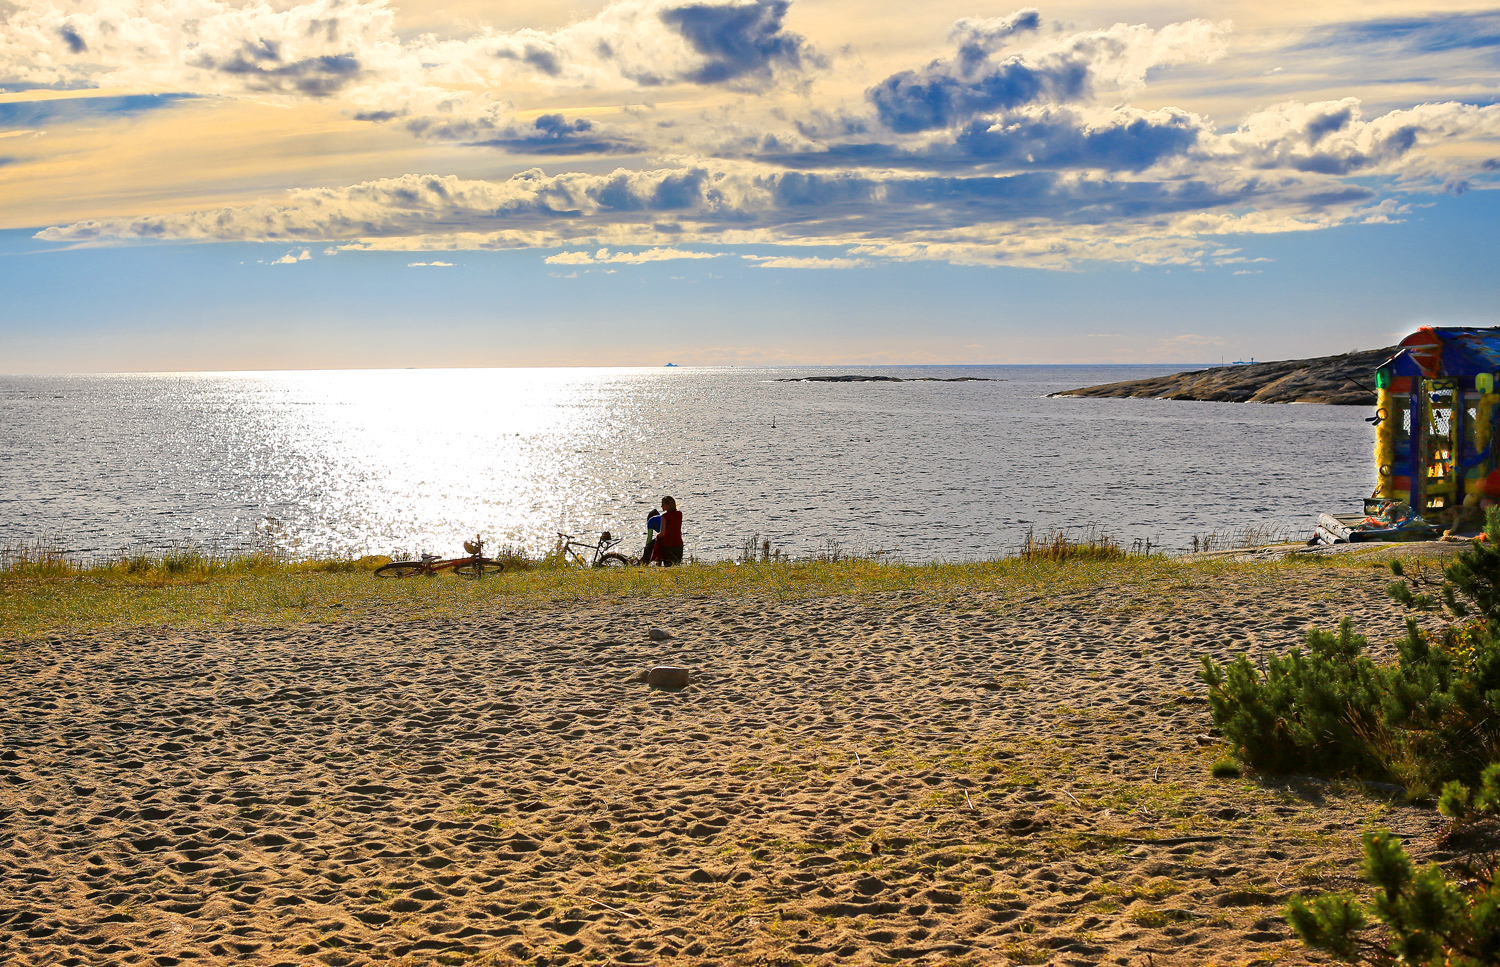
(597, 553, 632, 568)
(375, 561, 428, 578)
(454, 559, 505, 578)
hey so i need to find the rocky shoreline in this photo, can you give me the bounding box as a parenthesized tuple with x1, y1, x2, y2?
(1052, 346, 1395, 405)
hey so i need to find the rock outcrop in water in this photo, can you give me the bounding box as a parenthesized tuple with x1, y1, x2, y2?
(1051, 347, 1396, 406)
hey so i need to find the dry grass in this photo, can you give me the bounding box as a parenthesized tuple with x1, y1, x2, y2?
(0, 548, 1378, 646)
(1188, 523, 1302, 554)
(1018, 526, 1129, 561)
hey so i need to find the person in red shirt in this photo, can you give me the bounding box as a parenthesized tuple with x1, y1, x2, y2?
(651, 495, 684, 566)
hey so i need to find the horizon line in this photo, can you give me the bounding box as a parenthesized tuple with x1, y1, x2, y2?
(0, 361, 1240, 377)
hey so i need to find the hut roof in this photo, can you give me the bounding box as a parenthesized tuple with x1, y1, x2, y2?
(1387, 327, 1500, 378)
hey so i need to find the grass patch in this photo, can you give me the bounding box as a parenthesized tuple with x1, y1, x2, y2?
(1018, 526, 1136, 561)
(0, 551, 1385, 644)
(1211, 758, 1242, 779)
(999, 941, 1049, 964)
(1096, 878, 1185, 902)
(1129, 906, 1196, 927)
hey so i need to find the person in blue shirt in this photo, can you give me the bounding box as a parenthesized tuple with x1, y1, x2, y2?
(642, 506, 662, 565)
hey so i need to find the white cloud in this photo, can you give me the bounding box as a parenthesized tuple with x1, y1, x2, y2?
(0, 0, 819, 135)
(12, 5, 1500, 270)
(545, 246, 719, 264)
(742, 255, 868, 268)
(418, 0, 819, 91)
(407, 260, 453, 266)
(0, 0, 405, 97)
(269, 248, 311, 264)
(544, 250, 599, 265)
(31, 148, 1479, 271)
(1220, 98, 1500, 176)
(864, 15, 1229, 133)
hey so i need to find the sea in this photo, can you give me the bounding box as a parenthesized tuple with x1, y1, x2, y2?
(0, 365, 1378, 562)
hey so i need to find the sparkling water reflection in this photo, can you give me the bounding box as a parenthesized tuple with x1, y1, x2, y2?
(0, 366, 1377, 560)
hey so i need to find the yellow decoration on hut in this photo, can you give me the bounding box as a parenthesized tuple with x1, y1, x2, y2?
(1374, 388, 1402, 497)
(1476, 391, 1499, 455)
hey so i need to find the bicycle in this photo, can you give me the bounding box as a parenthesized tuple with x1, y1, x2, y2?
(374, 537, 506, 578)
(557, 531, 633, 568)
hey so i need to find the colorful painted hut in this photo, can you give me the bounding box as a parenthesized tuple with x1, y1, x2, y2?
(1373, 327, 1500, 519)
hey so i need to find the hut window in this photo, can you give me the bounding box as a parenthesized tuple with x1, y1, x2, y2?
(1430, 385, 1455, 439)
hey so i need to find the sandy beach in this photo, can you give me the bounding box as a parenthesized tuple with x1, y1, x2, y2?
(0, 564, 1449, 966)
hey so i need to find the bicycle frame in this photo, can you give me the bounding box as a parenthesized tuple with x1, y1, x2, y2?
(557, 531, 630, 567)
(414, 554, 471, 574)
(375, 537, 504, 578)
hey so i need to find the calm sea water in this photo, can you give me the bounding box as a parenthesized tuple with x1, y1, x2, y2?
(0, 366, 1377, 561)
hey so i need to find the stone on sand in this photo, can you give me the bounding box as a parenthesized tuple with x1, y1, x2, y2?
(647, 665, 690, 688)
(649, 628, 674, 641)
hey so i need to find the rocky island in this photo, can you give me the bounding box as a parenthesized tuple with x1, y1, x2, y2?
(1052, 346, 1395, 405)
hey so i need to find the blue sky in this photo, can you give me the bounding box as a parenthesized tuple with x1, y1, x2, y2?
(2, 1, 1499, 371)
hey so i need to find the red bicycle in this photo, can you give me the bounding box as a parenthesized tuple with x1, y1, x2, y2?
(374, 537, 506, 578)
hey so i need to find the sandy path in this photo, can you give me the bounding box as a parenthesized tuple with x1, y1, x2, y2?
(0, 567, 1445, 966)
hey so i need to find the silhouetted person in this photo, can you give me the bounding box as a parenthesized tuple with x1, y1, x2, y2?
(651, 496, 684, 567)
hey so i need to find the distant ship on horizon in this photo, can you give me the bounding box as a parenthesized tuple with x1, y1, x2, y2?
(664, 362, 678, 367)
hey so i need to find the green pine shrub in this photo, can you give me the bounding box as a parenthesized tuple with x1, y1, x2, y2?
(1228, 512, 1500, 963)
(1289, 767, 1500, 965)
(1437, 763, 1500, 827)
(1200, 509, 1500, 791)
(1387, 509, 1500, 623)
(1200, 618, 1389, 778)
(1200, 615, 1500, 790)
(1287, 827, 1500, 965)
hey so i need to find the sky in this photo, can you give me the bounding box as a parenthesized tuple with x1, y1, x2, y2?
(1, 0, 1498, 371)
